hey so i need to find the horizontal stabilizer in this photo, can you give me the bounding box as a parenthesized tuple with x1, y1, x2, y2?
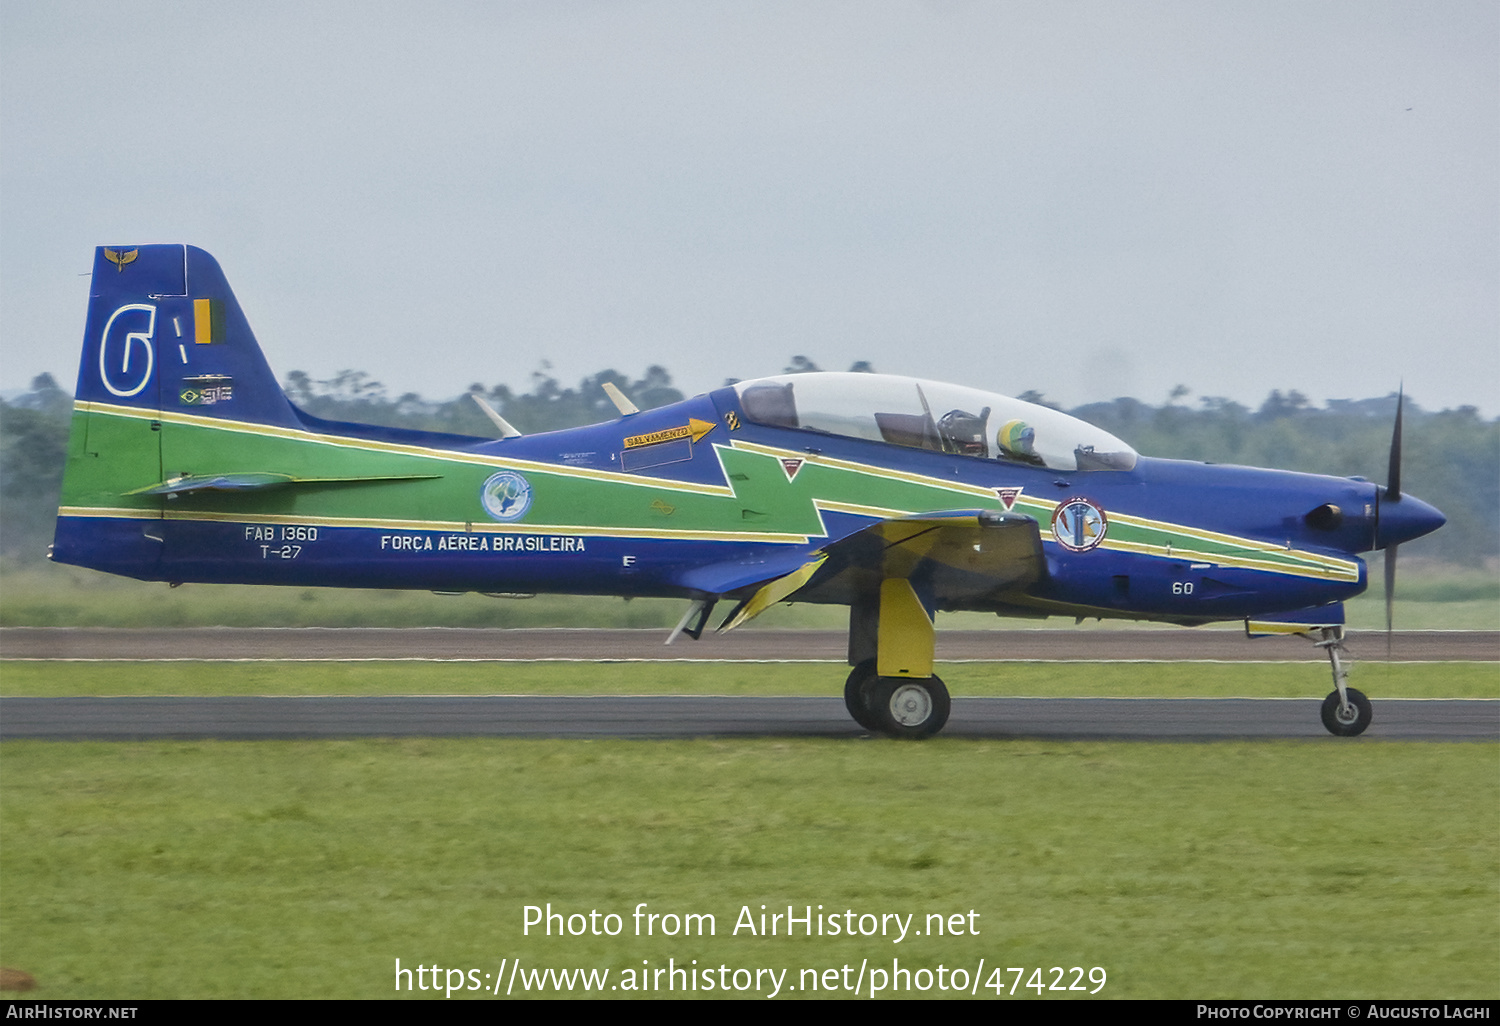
(126, 472, 441, 496)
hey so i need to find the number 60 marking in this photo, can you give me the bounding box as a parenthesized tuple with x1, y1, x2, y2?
(1172, 581, 1195, 595)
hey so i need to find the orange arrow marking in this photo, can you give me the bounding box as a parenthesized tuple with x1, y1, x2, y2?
(623, 418, 716, 449)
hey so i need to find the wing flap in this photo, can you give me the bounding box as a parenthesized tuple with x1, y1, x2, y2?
(719, 554, 827, 631)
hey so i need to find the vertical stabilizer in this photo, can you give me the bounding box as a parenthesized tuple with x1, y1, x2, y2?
(75, 245, 297, 427)
(55, 245, 299, 578)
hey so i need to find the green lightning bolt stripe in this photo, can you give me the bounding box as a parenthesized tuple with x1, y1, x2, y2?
(724, 439, 1359, 583)
(730, 439, 1003, 503)
(77, 401, 737, 496)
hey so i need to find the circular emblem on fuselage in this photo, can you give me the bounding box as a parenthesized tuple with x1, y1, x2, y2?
(480, 471, 533, 522)
(1051, 497, 1107, 551)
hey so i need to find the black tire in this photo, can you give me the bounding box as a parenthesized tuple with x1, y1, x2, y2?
(844, 660, 880, 730)
(868, 674, 951, 739)
(1320, 687, 1372, 737)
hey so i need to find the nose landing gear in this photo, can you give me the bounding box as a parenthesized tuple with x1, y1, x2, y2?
(1314, 626, 1372, 737)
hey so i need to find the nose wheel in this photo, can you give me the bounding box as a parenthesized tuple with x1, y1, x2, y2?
(1321, 686, 1372, 737)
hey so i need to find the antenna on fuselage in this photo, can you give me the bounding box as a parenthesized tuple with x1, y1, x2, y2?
(602, 381, 640, 416)
(470, 393, 522, 439)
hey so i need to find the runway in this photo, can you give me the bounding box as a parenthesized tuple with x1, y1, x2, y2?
(4, 627, 1496, 661)
(2, 694, 1494, 741)
(3, 628, 1494, 741)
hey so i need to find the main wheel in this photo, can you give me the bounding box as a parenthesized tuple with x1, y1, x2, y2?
(868, 674, 951, 739)
(844, 660, 879, 730)
(1320, 687, 1372, 737)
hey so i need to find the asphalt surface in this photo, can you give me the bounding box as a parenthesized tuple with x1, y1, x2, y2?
(3, 628, 1494, 741)
(1, 694, 1494, 741)
(4, 627, 1496, 661)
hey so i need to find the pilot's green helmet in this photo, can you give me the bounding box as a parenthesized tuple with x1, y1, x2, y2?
(997, 419, 1036, 455)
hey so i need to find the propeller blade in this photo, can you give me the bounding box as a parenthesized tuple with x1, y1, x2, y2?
(1383, 389, 1403, 658)
(1384, 544, 1398, 658)
(1386, 387, 1403, 502)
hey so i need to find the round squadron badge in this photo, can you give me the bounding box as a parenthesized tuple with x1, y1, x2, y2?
(480, 471, 533, 522)
(1051, 497, 1107, 551)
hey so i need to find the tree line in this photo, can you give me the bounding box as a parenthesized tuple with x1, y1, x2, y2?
(3, 360, 1494, 565)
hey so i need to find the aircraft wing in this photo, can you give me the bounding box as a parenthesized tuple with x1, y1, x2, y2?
(719, 510, 1046, 629)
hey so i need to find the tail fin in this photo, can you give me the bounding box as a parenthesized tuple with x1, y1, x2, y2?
(55, 245, 297, 578)
(76, 245, 297, 427)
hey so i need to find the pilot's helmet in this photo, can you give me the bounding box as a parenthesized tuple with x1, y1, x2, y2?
(996, 419, 1036, 458)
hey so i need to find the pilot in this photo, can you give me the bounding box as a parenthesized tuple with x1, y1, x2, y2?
(996, 419, 1041, 464)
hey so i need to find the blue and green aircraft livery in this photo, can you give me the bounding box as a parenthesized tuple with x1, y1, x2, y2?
(54, 245, 1446, 738)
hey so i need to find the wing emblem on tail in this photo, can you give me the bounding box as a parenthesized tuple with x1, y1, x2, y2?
(103, 248, 139, 272)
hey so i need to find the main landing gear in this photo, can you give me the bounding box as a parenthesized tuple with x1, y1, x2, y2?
(1313, 626, 1372, 737)
(845, 660, 951, 739)
(843, 578, 954, 739)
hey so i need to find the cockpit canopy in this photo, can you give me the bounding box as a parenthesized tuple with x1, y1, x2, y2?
(732, 373, 1137, 472)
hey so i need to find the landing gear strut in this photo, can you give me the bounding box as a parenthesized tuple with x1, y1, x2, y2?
(1313, 626, 1371, 737)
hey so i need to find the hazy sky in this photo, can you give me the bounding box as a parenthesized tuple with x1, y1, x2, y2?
(3, 1, 1495, 415)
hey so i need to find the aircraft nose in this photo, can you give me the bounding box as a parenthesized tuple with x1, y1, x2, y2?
(1375, 491, 1446, 549)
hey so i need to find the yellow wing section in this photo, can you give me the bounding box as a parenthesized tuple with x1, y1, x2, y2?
(718, 511, 1045, 630)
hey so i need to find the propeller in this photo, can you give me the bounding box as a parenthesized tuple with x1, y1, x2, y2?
(1385, 386, 1403, 504)
(1366, 387, 1444, 656)
(1384, 387, 1403, 652)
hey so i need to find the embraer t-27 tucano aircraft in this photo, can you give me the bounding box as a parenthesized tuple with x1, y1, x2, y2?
(53, 245, 1446, 738)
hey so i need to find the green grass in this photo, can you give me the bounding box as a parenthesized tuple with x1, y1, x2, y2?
(1388, 564, 1500, 603)
(3, 557, 1494, 999)
(1, 738, 1494, 999)
(4, 559, 1497, 630)
(0, 562, 691, 629)
(3, 660, 1498, 699)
